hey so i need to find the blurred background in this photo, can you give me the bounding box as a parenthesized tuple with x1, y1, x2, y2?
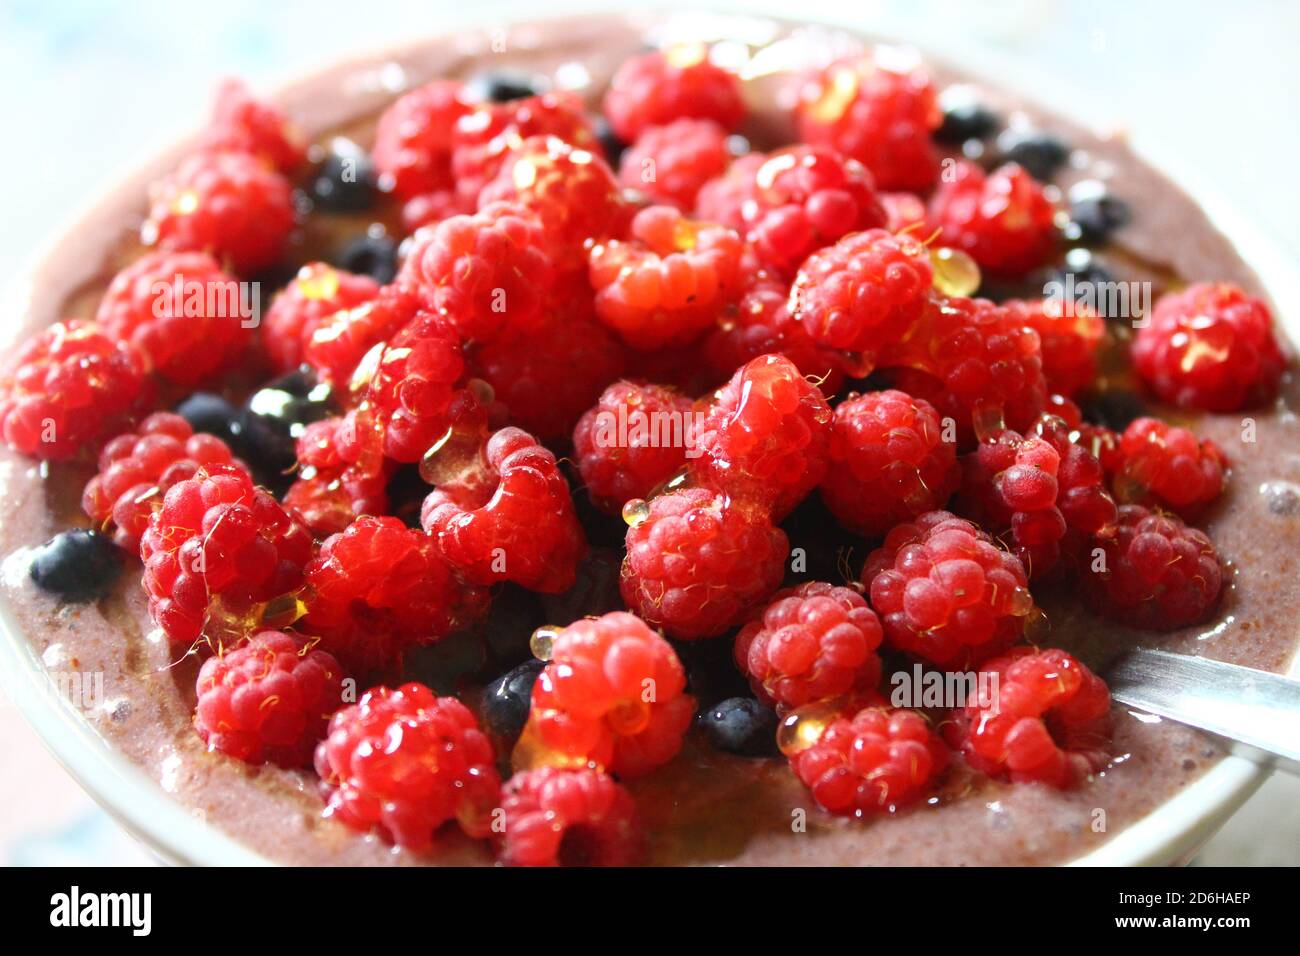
(0, 0, 1296, 865)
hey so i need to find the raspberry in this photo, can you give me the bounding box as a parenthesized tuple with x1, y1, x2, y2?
(589, 205, 745, 349)
(862, 510, 1032, 666)
(452, 91, 598, 207)
(573, 381, 695, 514)
(198, 78, 306, 173)
(398, 202, 553, 342)
(880, 190, 932, 234)
(696, 145, 887, 277)
(478, 135, 628, 274)
(83, 412, 247, 552)
(1083, 504, 1223, 630)
(620, 487, 789, 640)
(301, 516, 488, 676)
(372, 80, 474, 200)
(315, 683, 500, 851)
(819, 390, 959, 536)
(283, 412, 391, 536)
(471, 311, 627, 442)
(602, 45, 745, 143)
(735, 582, 884, 710)
(262, 263, 380, 373)
(523, 611, 694, 778)
(0, 320, 150, 461)
(950, 647, 1110, 788)
(400, 188, 472, 233)
(618, 118, 735, 210)
(929, 161, 1059, 276)
(304, 283, 421, 393)
(1002, 297, 1105, 398)
(1133, 282, 1286, 411)
(421, 427, 587, 593)
(498, 767, 642, 867)
(194, 630, 347, 767)
(96, 250, 251, 386)
(1110, 417, 1227, 519)
(789, 227, 933, 356)
(690, 354, 832, 518)
(143, 150, 295, 275)
(140, 464, 313, 647)
(795, 54, 941, 192)
(790, 704, 948, 815)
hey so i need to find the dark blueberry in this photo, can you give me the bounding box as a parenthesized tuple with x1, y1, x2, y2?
(698, 697, 778, 758)
(481, 658, 546, 741)
(997, 129, 1069, 181)
(1043, 248, 1116, 314)
(779, 495, 862, 586)
(333, 232, 399, 285)
(233, 368, 335, 490)
(484, 583, 547, 668)
(1066, 185, 1131, 244)
(1079, 389, 1149, 432)
(405, 628, 488, 696)
(674, 637, 752, 710)
(465, 70, 549, 104)
(29, 529, 121, 603)
(173, 392, 240, 444)
(541, 546, 624, 627)
(309, 138, 376, 213)
(591, 115, 627, 168)
(936, 102, 1000, 144)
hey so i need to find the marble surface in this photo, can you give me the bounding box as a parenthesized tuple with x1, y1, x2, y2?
(0, 0, 1295, 866)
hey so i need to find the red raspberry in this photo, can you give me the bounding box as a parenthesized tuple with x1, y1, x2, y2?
(929, 161, 1059, 276)
(400, 188, 472, 233)
(790, 704, 948, 815)
(198, 78, 306, 173)
(0, 321, 150, 461)
(1110, 417, 1227, 519)
(283, 412, 391, 537)
(618, 118, 735, 210)
(862, 510, 1032, 666)
(83, 412, 246, 552)
(950, 647, 1111, 788)
(879, 190, 932, 234)
(602, 45, 745, 143)
(621, 487, 789, 640)
(1133, 282, 1286, 411)
(735, 582, 884, 710)
(301, 516, 487, 676)
(573, 381, 695, 514)
(140, 464, 312, 647)
(1002, 297, 1105, 398)
(371, 79, 474, 200)
(696, 145, 887, 277)
(690, 354, 832, 518)
(421, 426, 587, 593)
(789, 227, 933, 356)
(452, 91, 598, 207)
(304, 283, 421, 393)
(96, 250, 252, 386)
(471, 311, 627, 442)
(262, 263, 380, 373)
(523, 611, 694, 778)
(795, 54, 941, 193)
(143, 150, 295, 275)
(194, 630, 347, 767)
(589, 205, 745, 349)
(398, 202, 553, 342)
(1083, 504, 1223, 630)
(819, 390, 959, 536)
(315, 683, 500, 851)
(498, 767, 642, 867)
(478, 135, 628, 274)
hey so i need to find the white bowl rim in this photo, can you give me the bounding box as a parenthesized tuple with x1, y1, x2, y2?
(0, 4, 1295, 868)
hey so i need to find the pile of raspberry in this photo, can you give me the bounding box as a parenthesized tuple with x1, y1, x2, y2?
(5, 39, 1282, 866)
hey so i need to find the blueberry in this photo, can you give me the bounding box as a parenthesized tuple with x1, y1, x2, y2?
(484, 583, 546, 668)
(234, 368, 335, 489)
(1044, 248, 1116, 310)
(936, 102, 1000, 144)
(674, 637, 752, 710)
(541, 546, 624, 627)
(591, 115, 627, 168)
(173, 392, 240, 443)
(1067, 186, 1131, 244)
(309, 138, 376, 213)
(698, 697, 778, 758)
(997, 129, 1069, 181)
(405, 628, 488, 696)
(29, 529, 121, 603)
(1079, 389, 1149, 432)
(465, 70, 549, 104)
(481, 658, 546, 741)
(333, 232, 399, 284)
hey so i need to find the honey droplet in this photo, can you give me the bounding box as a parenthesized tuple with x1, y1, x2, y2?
(529, 625, 561, 661)
(930, 247, 981, 298)
(622, 498, 651, 527)
(777, 696, 853, 757)
(511, 718, 598, 774)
